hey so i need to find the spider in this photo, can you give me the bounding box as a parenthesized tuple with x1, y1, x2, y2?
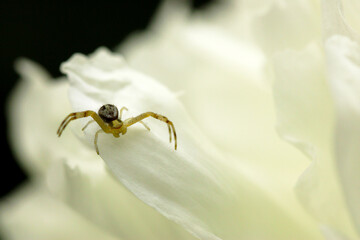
(57, 104, 177, 154)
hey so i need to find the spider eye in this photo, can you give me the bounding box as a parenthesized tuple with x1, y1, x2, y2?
(98, 104, 119, 123)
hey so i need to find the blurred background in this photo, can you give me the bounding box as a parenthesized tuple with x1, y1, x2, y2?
(0, 0, 212, 198)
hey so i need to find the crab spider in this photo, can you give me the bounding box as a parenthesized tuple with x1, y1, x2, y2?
(57, 104, 177, 154)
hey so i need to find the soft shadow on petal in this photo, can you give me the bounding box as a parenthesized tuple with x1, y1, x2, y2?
(0, 184, 117, 240)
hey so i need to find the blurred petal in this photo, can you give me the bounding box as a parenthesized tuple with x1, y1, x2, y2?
(119, 1, 273, 156)
(272, 41, 359, 239)
(0, 184, 117, 240)
(321, 225, 351, 240)
(7, 59, 79, 176)
(46, 153, 197, 240)
(341, 0, 360, 35)
(326, 35, 360, 236)
(271, 1, 360, 238)
(322, 0, 360, 40)
(273, 43, 331, 160)
(119, 1, 266, 91)
(252, 0, 321, 55)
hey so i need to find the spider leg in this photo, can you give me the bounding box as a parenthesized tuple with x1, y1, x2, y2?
(167, 124, 172, 143)
(119, 107, 149, 131)
(139, 121, 150, 131)
(82, 120, 95, 131)
(57, 110, 111, 137)
(123, 112, 177, 150)
(94, 129, 104, 155)
(119, 107, 128, 120)
(57, 113, 75, 135)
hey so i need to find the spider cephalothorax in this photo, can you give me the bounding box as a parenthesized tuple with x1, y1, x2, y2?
(57, 104, 177, 154)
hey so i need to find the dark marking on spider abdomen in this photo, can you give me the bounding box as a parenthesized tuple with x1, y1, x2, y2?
(98, 104, 119, 123)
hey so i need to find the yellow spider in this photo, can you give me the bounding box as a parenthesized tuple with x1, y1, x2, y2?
(57, 104, 177, 154)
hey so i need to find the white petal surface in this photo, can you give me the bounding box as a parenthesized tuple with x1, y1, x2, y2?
(62, 48, 232, 240)
(61, 48, 323, 240)
(0, 184, 118, 240)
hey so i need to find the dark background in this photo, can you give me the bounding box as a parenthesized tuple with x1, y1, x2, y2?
(0, 0, 212, 198)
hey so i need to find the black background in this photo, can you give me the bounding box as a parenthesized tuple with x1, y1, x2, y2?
(0, 0, 212, 198)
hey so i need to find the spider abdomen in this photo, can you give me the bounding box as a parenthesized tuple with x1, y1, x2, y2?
(98, 104, 119, 123)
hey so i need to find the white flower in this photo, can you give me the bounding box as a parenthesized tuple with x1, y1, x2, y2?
(2, 0, 360, 240)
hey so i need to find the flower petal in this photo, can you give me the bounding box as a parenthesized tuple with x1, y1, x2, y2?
(251, 0, 321, 55)
(272, 41, 359, 239)
(61, 48, 323, 240)
(7, 59, 80, 176)
(0, 184, 117, 240)
(322, 0, 360, 40)
(62, 47, 232, 240)
(320, 225, 351, 240)
(8, 57, 197, 240)
(341, 0, 360, 35)
(273, 43, 331, 160)
(326, 34, 360, 237)
(272, 1, 360, 238)
(46, 153, 197, 240)
(119, 5, 324, 239)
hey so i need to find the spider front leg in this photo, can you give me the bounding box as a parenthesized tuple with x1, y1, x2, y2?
(119, 106, 150, 131)
(57, 110, 111, 137)
(123, 112, 177, 150)
(119, 106, 128, 119)
(57, 112, 76, 136)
